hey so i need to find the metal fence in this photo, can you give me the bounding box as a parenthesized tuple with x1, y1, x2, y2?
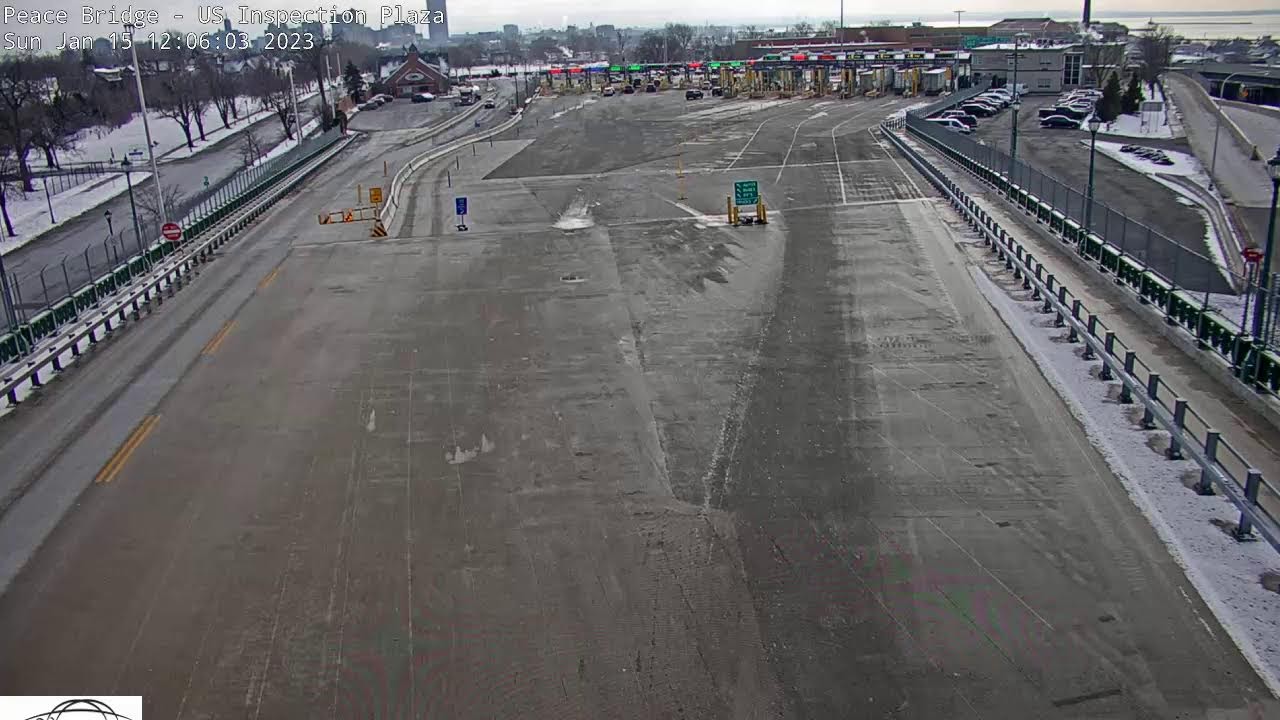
(1, 128, 343, 336)
(905, 112, 1264, 317)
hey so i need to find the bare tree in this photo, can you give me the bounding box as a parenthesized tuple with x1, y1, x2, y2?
(136, 183, 186, 226)
(249, 64, 297, 140)
(0, 56, 49, 191)
(148, 68, 205, 149)
(0, 146, 18, 236)
(239, 129, 263, 168)
(203, 61, 240, 129)
(291, 37, 332, 125)
(791, 21, 814, 36)
(1085, 43, 1127, 88)
(664, 23, 695, 61)
(1138, 26, 1174, 92)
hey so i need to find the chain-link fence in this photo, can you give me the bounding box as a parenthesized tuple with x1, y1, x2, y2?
(1, 128, 342, 336)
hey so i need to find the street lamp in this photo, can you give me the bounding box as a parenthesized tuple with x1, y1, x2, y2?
(104, 209, 113, 236)
(1008, 32, 1031, 176)
(123, 22, 166, 224)
(1085, 116, 1102, 240)
(1249, 147, 1280, 351)
(1209, 72, 1244, 190)
(121, 157, 144, 254)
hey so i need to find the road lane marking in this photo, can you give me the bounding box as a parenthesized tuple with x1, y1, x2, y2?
(257, 266, 281, 289)
(201, 321, 236, 356)
(95, 415, 160, 484)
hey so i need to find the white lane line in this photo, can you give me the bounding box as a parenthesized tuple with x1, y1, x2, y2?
(726, 115, 773, 171)
(775, 112, 828, 183)
(873, 127, 923, 197)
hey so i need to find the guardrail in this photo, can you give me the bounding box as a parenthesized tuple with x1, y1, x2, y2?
(0, 133, 354, 408)
(382, 99, 530, 229)
(0, 129, 346, 365)
(881, 122, 1280, 553)
(902, 114, 1280, 396)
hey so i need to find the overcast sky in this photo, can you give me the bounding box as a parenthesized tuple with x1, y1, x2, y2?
(3, 1, 1276, 50)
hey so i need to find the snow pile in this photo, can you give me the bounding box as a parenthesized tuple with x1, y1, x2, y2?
(552, 194, 594, 231)
(1099, 82, 1174, 139)
(1094, 141, 1200, 177)
(971, 267, 1280, 696)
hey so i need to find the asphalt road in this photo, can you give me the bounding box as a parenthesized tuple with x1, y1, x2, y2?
(0, 85, 1274, 718)
(969, 95, 1234, 292)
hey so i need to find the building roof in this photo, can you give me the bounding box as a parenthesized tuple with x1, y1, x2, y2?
(1193, 62, 1280, 85)
(989, 18, 1077, 36)
(385, 46, 447, 86)
(973, 42, 1078, 51)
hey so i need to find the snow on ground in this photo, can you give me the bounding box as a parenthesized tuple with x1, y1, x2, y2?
(970, 266, 1280, 696)
(1097, 82, 1175, 139)
(4, 118, 326, 256)
(58, 87, 324, 167)
(1095, 140, 1200, 177)
(1, 171, 150, 255)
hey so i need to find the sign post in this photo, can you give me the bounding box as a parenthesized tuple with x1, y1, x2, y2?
(1243, 247, 1263, 265)
(161, 222, 183, 241)
(455, 196, 469, 232)
(369, 186, 383, 205)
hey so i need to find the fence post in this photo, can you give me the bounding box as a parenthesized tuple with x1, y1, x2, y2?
(1141, 373, 1160, 429)
(1233, 470, 1262, 541)
(1119, 352, 1136, 403)
(1166, 399, 1187, 460)
(1196, 431, 1219, 495)
(1100, 332, 1115, 380)
(1083, 316, 1097, 359)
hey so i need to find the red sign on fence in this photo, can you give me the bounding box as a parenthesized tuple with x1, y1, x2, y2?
(161, 222, 183, 241)
(1243, 247, 1264, 264)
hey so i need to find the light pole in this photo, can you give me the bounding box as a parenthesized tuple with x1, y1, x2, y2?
(124, 22, 166, 224)
(1249, 148, 1280, 348)
(1008, 32, 1030, 176)
(104, 209, 114, 236)
(121, 157, 143, 249)
(953, 10, 965, 91)
(286, 66, 303, 148)
(1208, 72, 1244, 190)
(1084, 116, 1102, 244)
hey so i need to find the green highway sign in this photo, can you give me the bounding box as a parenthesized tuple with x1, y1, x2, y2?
(627, 64, 643, 71)
(709, 62, 720, 69)
(734, 180, 759, 206)
(610, 65, 621, 72)
(729, 61, 742, 67)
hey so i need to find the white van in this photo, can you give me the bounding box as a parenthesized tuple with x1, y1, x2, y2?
(926, 117, 973, 133)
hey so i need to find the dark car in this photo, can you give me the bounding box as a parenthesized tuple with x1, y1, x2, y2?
(711, 85, 724, 96)
(1040, 115, 1080, 129)
(960, 103, 997, 117)
(685, 88, 703, 99)
(645, 83, 657, 93)
(623, 84, 636, 94)
(483, 99, 496, 108)
(1120, 144, 1140, 153)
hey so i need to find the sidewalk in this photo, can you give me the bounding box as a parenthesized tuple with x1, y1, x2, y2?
(899, 130, 1280, 488)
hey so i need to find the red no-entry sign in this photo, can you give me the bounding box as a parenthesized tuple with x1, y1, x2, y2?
(1243, 247, 1263, 264)
(161, 222, 182, 241)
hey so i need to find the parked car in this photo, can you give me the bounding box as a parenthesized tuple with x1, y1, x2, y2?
(685, 88, 704, 99)
(927, 117, 973, 133)
(977, 93, 1009, 107)
(359, 100, 379, 110)
(1040, 114, 1080, 128)
(960, 102, 997, 117)
(376, 94, 393, 103)
(939, 111, 978, 127)
(602, 86, 616, 96)
(645, 83, 657, 92)
(412, 92, 434, 103)
(1120, 144, 1140, 153)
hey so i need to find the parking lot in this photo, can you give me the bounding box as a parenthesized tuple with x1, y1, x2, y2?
(951, 93, 1215, 281)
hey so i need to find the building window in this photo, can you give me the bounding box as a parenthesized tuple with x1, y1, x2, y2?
(1037, 78, 1052, 89)
(1063, 53, 1081, 86)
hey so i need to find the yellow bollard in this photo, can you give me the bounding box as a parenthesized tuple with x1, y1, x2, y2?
(357, 184, 362, 205)
(757, 201, 767, 224)
(727, 196, 734, 225)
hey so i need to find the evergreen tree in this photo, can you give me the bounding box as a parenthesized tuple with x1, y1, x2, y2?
(343, 61, 366, 103)
(1097, 72, 1123, 123)
(1122, 73, 1142, 115)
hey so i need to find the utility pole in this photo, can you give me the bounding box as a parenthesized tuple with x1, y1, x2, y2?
(124, 22, 166, 224)
(954, 10, 965, 91)
(287, 66, 302, 148)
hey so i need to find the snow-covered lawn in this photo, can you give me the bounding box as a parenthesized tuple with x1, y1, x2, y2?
(54, 85, 331, 167)
(4, 117, 328, 256)
(1096, 82, 1175, 139)
(971, 267, 1280, 696)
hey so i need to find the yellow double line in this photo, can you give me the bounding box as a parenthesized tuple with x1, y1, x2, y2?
(201, 320, 236, 356)
(258, 266, 281, 290)
(95, 415, 160, 484)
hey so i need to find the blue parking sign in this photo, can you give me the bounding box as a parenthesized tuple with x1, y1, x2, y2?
(455, 197, 468, 216)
